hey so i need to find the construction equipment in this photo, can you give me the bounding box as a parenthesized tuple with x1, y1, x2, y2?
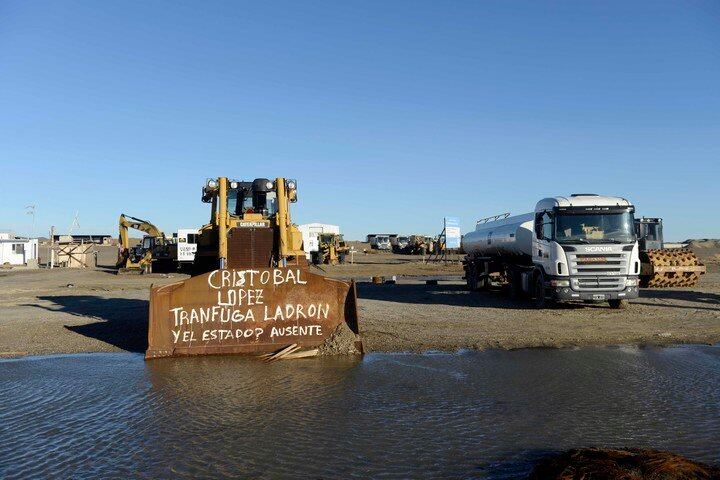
(390, 235, 409, 253)
(116, 214, 175, 274)
(312, 233, 349, 265)
(635, 217, 706, 288)
(367, 234, 392, 250)
(463, 194, 641, 308)
(146, 177, 361, 359)
(402, 235, 433, 255)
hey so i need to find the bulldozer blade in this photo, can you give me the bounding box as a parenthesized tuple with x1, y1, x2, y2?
(146, 268, 361, 359)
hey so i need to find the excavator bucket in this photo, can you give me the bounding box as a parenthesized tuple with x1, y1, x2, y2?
(146, 267, 361, 359)
(640, 249, 707, 288)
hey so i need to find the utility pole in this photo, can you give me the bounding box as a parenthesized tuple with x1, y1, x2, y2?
(49, 226, 55, 269)
(26, 205, 36, 237)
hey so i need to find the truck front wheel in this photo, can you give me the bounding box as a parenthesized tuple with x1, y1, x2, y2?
(608, 299, 629, 309)
(533, 274, 547, 308)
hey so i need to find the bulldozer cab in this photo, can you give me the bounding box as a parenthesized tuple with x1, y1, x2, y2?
(194, 177, 306, 273)
(635, 217, 664, 251)
(227, 179, 279, 218)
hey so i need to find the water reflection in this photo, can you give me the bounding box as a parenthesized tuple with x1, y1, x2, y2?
(1, 346, 719, 479)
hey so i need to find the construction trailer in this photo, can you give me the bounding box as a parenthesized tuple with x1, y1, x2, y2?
(0, 231, 38, 267)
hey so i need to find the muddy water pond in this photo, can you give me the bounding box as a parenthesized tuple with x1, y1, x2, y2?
(1, 346, 719, 479)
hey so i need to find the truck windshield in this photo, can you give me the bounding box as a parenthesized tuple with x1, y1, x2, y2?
(555, 212, 635, 244)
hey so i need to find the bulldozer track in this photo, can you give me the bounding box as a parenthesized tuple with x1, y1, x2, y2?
(640, 249, 706, 288)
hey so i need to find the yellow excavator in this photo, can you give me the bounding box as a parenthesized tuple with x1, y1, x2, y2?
(116, 214, 174, 274)
(146, 177, 361, 359)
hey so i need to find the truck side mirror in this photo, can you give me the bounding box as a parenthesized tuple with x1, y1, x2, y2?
(534, 214, 544, 239)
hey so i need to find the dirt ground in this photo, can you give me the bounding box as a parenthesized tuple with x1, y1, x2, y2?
(1, 245, 718, 357)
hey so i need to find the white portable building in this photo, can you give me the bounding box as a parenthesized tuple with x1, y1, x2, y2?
(0, 231, 39, 266)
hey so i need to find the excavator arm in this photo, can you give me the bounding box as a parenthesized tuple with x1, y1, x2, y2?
(118, 214, 165, 245)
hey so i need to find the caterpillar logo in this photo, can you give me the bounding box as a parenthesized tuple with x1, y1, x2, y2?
(585, 246, 613, 253)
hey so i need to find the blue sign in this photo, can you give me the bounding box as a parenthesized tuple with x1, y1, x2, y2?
(444, 217, 461, 249)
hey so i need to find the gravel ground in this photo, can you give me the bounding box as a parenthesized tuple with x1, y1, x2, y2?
(1, 246, 718, 357)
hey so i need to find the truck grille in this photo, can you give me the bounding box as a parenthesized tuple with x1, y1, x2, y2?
(566, 252, 629, 291)
(569, 253, 626, 275)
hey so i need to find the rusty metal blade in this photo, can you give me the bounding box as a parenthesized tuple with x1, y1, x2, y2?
(146, 268, 360, 359)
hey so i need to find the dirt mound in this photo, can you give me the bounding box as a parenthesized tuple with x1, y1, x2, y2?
(317, 321, 362, 356)
(686, 239, 720, 249)
(529, 448, 720, 479)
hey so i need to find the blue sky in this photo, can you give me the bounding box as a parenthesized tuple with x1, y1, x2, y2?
(1, 0, 718, 241)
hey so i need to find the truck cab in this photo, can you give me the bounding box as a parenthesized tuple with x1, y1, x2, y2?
(376, 235, 391, 250)
(368, 234, 392, 250)
(532, 194, 640, 307)
(390, 235, 409, 253)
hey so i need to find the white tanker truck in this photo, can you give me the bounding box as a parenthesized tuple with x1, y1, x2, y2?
(461, 194, 641, 308)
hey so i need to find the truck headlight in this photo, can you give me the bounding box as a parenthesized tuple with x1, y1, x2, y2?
(551, 280, 570, 287)
(286, 180, 296, 190)
(625, 278, 638, 286)
(207, 179, 218, 188)
(230, 181, 238, 189)
(266, 180, 274, 190)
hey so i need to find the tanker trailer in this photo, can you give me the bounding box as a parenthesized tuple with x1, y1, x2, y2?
(461, 194, 641, 308)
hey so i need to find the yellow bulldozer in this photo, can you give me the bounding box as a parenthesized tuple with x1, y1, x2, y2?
(146, 177, 361, 359)
(312, 233, 350, 265)
(116, 214, 175, 274)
